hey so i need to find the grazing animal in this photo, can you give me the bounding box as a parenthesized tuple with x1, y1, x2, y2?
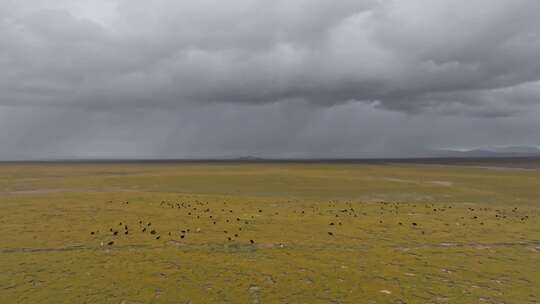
(107, 241, 114, 246)
(156, 236, 160, 240)
(250, 240, 254, 244)
(150, 230, 157, 235)
(90, 231, 95, 235)
(113, 231, 118, 236)
(328, 232, 334, 236)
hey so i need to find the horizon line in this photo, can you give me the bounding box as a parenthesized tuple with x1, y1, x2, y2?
(2, 155, 540, 163)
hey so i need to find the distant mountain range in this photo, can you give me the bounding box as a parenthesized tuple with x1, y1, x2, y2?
(430, 146, 540, 158)
(5, 146, 540, 162)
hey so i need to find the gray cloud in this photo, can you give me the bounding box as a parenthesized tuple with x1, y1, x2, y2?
(1, 0, 540, 159)
(2, 0, 540, 111)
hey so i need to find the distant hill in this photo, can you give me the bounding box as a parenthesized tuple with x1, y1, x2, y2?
(430, 146, 540, 158)
(231, 156, 265, 161)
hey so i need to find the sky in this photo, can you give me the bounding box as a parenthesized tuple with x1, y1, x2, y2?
(1, 0, 540, 159)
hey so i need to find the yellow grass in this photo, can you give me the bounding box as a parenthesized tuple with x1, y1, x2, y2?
(0, 162, 539, 303)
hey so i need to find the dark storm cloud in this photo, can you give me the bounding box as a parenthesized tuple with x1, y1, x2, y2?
(2, 0, 540, 113)
(3, 101, 540, 160)
(1, 0, 540, 159)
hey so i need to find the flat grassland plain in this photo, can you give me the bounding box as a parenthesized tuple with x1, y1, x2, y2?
(0, 160, 539, 303)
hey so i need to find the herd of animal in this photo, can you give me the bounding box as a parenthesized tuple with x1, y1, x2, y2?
(88, 199, 533, 248)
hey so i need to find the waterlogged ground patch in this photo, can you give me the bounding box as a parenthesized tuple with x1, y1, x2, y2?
(0, 162, 539, 303)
